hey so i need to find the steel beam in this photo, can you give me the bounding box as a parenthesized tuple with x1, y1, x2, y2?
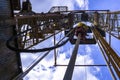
(63, 34, 81, 80)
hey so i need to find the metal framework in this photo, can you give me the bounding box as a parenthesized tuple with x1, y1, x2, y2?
(6, 6, 120, 79)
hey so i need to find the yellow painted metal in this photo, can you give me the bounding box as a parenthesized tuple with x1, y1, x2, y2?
(92, 28, 120, 78)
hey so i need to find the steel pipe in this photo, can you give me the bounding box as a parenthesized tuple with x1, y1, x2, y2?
(63, 34, 81, 80)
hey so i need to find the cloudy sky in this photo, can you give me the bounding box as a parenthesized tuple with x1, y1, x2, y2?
(20, 0, 120, 80)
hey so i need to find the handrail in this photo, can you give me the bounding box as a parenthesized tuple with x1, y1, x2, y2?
(92, 27, 120, 79)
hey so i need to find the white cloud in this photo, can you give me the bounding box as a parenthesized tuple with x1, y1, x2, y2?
(30, 0, 89, 13)
(52, 67, 67, 80)
(86, 71, 99, 80)
(75, 0, 89, 9)
(85, 45, 92, 53)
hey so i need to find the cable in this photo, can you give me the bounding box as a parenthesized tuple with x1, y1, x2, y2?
(6, 35, 69, 52)
(6, 28, 74, 53)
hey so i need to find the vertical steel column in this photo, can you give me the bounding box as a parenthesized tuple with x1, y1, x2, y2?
(108, 13, 111, 45)
(63, 34, 81, 80)
(54, 31, 57, 66)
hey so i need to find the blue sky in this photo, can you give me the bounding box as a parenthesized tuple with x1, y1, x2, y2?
(89, 0, 120, 11)
(20, 0, 120, 80)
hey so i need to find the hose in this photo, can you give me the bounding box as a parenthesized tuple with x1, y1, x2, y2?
(6, 28, 74, 53)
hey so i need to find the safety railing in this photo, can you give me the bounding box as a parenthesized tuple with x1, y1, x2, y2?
(92, 27, 120, 79)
